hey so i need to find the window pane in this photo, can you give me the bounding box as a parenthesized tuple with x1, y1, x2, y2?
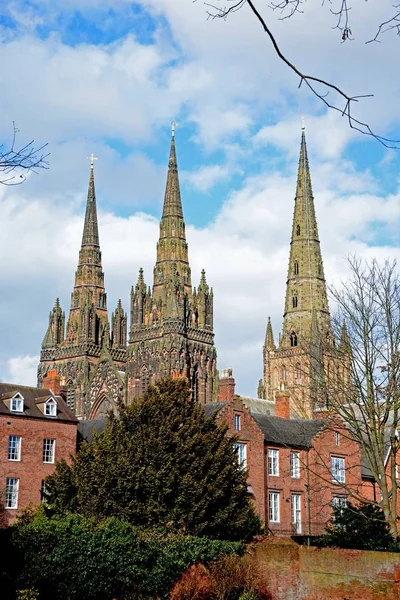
(8, 435, 21, 461)
(234, 414, 241, 431)
(233, 443, 247, 468)
(269, 492, 280, 523)
(5, 478, 19, 509)
(43, 439, 55, 463)
(290, 452, 300, 478)
(268, 449, 279, 476)
(331, 457, 345, 483)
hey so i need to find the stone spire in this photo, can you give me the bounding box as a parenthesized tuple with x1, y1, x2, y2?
(65, 161, 108, 344)
(127, 126, 217, 403)
(281, 129, 330, 348)
(42, 298, 65, 348)
(264, 317, 275, 350)
(153, 129, 192, 305)
(81, 162, 99, 247)
(339, 320, 351, 354)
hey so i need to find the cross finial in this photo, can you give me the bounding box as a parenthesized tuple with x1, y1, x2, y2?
(171, 121, 177, 137)
(88, 153, 98, 168)
(301, 116, 305, 131)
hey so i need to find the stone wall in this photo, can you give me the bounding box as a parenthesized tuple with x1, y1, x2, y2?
(254, 539, 400, 600)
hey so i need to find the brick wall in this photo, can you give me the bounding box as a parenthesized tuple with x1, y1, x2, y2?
(254, 539, 400, 600)
(0, 415, 77, 526)
(215, 398, 266, 521)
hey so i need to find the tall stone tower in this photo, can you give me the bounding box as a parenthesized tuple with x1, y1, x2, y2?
(261, 128, 350, 417)
(127, 128, 217, 403)
(38, 159, 127, 419)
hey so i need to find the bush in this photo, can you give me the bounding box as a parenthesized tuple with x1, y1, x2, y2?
(0, 510, 243, 600)
(170, 554, 272, 600)
(317, 502, 399, 552)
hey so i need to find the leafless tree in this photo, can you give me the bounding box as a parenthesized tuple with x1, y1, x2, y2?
(203, 0, 400, 148)
(327, 257, 400, 538)
(0, 122, 49, 185)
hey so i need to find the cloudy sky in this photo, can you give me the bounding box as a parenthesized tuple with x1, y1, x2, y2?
(0, 0, 399, 396)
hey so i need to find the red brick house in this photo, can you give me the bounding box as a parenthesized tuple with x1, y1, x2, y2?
(214, 374, 363, 537)
(0, 380, 78, 526)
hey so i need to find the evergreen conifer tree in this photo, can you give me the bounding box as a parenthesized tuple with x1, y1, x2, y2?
(46, 378, 261, 540)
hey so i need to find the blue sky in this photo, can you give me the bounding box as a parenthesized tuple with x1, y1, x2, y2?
(0, 0, 399, 394)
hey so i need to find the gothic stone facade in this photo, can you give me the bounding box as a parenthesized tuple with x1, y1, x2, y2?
(127, 134, 217, 403)
(38, 165, 127, 419)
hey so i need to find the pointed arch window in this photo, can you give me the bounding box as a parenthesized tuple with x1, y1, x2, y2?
(290, 331, 297, 347)
(295, 363, 301, 381)
(141, 367, 150, 397)
(294, 260, 299, 276)
(296, 225, 300, 236)
(281, 365, 287, 382)
(292, 293, 298, 308)
(66, 381, 75, 413)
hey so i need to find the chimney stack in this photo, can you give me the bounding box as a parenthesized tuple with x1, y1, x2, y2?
(218, 368, 235, 402)
(42, 369, 61, 396)
(275, 390, 290, 419)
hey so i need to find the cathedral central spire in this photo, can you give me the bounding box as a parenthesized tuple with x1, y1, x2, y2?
(128, 127, 217, 403)
(153, 130, 192, 302)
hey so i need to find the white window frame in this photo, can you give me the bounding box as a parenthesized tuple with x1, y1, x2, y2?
(45, 398, 57, 417)
(331, 456, 346, 483)
(234, 414, 241, 431)
(43, 438, 56, 464)
(40, 480, 49, 503)
(10, 393, 24, 413)
(5, 477, 19, 509)
(332, 496, 347, 520)
(8, 435, 21, 461)
(291, 494, 302, 534)
(290, 451, 300, 478)
(233, 442, 247, 468)
(269, 492, 280, 523)
(268, 449, 279, 476)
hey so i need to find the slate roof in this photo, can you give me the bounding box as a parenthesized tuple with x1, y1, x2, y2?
(204, 402, 225, 419)
(252, 413, 326, 449)
(238, 396, 275, 416)
(78, 417, 107, 443)
(0, 383, 78, 423)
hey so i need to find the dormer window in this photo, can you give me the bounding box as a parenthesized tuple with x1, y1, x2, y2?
(45, 398, 57, 417)
(11, 393, 24, 413)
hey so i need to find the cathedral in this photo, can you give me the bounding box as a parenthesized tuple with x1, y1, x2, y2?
(38, 128, 217, 418)
(38, 125, 349, 420)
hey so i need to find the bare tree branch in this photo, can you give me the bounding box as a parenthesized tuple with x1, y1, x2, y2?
(0, 122, 50, 186)
(203, 0, 400, 149)
(367, 5, 400, 44)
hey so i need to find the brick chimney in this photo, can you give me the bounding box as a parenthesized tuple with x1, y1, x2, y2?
(218, 368, 235, 402)
(42, 369, 61, 396)
(275, 390, 290, 419)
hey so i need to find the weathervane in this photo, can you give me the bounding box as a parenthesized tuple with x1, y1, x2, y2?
(301, 116, 305, 131)
(171, 121, 178, 137)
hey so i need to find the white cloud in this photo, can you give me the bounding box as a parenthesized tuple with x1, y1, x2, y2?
(183, 164, 234, 192)
(5, 355, 39, 385)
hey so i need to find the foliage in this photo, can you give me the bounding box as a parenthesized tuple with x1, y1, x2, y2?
(318, 502, 399, 552)
(16, 590, 39, 600)
(0, 509, 243, 600)
(170, 554, 271, 600)
(46, 378, 262, 541)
